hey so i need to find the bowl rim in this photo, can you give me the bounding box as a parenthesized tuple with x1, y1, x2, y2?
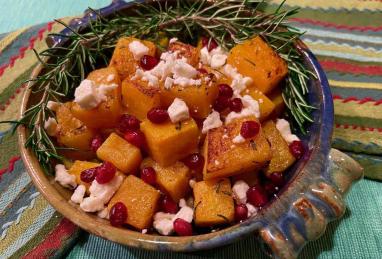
(18, 0, 334, 253)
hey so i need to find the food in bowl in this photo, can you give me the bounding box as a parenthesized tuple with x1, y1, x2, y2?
(45, 35, 306, 236)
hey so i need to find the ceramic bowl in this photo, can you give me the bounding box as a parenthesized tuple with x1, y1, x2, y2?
(18, 1, 363, 258)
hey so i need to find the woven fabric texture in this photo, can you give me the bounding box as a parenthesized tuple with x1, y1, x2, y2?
(0, 0, 381, 258)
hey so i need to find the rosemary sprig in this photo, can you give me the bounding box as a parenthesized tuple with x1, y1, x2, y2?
(4, 0, 315, 173)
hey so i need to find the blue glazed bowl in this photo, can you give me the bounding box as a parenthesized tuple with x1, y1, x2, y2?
(19, 1, 364, 258)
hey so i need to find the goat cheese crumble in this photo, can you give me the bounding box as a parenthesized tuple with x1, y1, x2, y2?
(232, 180, 250, 204)
(167, 98, 190, 123)
(225, 95, 260, 125)
(275, 118, 300, 144)
(55, 164, 77, 189)
(128, 40, 149, 60)
(202, 110, 223, 134)
(44, 117, 58, 136)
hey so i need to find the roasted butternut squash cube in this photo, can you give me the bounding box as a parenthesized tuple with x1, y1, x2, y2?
(268, 88, 285, 118)
(68, 160, 100, 192)
(246, 88, 275, 121)
(108, 175, 160, 230)
(203, 116, 271, 180)
(121, 77, 161, 120)
(262, 120, 295, 176)
(141, 158, 190, 202)
(168, 41, 199, 66)
(193, 178, 234, 226)
(227, 36, 288, 94)
(160, 74, 219, 119)
(140, 119, 200, 166)
(96, 133, 142, 174)
(109, 37, 157, 79)
(71, 67, 122, 129)
(56, 102, 95, 151)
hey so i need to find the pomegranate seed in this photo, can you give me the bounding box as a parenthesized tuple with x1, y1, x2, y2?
(160, 195, 179, 214)
(218, 84, 233, 98)
(95, 161, 116, 184)
(201, 36, 218, 51)
(90, 135, 103, 152)
(213, 96, 230, 112)
(173, 218, 193, 236)
(197, 68, 208, 74)
(240, 121, 260, 139)
(246, 185, 269, 207)
(235, 204, 248, 222)
(147, 107, 169, 124)
(80, 167, 97, 183)
(264, 181, 278, 195)
(141, 167, 157, 186)
(124, 130, 146, 149)
(109, 202, 127, 227)
(118, 114, 140, 132)
(229, 98, 243, 112)
(267, 172, 284, 187)
(181, 153, 205, 171)
(289, 140, 304, 159)
(140, 55, 159, 70)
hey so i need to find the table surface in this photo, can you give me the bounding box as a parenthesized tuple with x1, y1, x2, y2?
(0, 1, 381, 259)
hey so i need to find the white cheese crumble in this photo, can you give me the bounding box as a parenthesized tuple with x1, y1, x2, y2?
(142, 229, 148, 234)
(169, 37, 178, 44)
(70, 185, 86, 204)
(246, 203, 257, 217)
(44, 117, 58, 136)
(97, 208, 109, 219)
(200, 46, 227, 69)
(189, 179, 196, 189)
(47, 101, 60, 112)
(74, 79, 118, 110)
(232, 134, 245, 144)
(225, 95, 260, 125)
(167, 98, 190, 123)
(275, 118, 300, 144)
(128, 40, 149, 60)
(232, 180, 249, 204)
(79, 174, 124, 213)
(222, 64, 253, 96)
(153, 201, 194, 236)
(106, 74, 115, 82)
(202, 110, 223, 134)
(55, 164, 77, 189)
(164, 77, 174, 89)
(210, 54, 227, 69)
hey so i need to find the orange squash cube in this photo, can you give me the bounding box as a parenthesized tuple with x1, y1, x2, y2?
(141, 158, 191, 202)
(268, 88, 285, 118)
(56, 102, 95, 151)
(140, 119, 200, 166)
(203, 116, 271, 180)
(68, 160, 100, 192)
(168, 41, 199, 66)
(96, 133, 142, 174)
(193, 178, 234, 226)
(227, 36, 288, 94)
(232, 171, 259, 187)
(262, 120, 295, 176)
(160, 73, 219, 119)
(121, 77, 161, 120)
(108, 175, 160, 230)
(71, 67, 122, 129)
(109, 37, 157, 79)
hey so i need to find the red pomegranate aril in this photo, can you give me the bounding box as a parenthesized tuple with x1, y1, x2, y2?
(267, 172, 284, 187)
(213, 96, 230, 112)
(197, 68, 208, 74)
(90, 135, 103, 152)
(235, 204, 248, 222)
(95, 161, 116, 184)
(109, 202, 128, 227)
(141, 167, 157, 186)
(140, 55, 159, 70)
(147, 107, 169, 124)
(173, 218, 193, 236)
(124, 130, 146, 149)
(201, 36, 218, 51)
(80, 167, 98, 183)
(118, 114, 141, 132)
(247, 185, 269, 207)
(240, 121, 260, 139)
(229, 98, 243, 112)
(218, 84, 233, 98)
(181, 153, 205, 171)
(289, 140, 304, 159)
(160, 195, 179, 214)
(264, 181, 278, 195)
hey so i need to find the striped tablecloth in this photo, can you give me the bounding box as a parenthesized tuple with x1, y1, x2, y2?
(0, 0, 381, 258)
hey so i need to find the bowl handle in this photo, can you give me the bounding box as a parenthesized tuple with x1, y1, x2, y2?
(258, 148, 363, 259)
